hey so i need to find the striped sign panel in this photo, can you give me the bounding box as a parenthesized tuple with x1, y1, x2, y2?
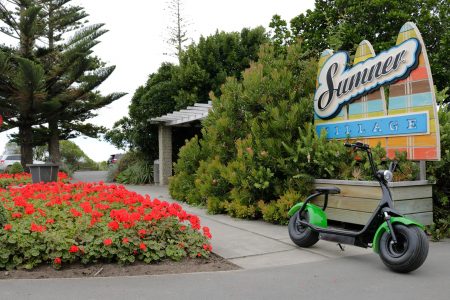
(314, 22, 440, 161)
(385, 22, 440, 160)
(348, 40, 387, 148)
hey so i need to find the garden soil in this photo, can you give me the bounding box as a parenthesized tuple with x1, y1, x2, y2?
(0, 253, 238, 279)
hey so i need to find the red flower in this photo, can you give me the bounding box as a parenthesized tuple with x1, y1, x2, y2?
(138, 229, 146, 236)
(38, 208, 46, 217)
(46, 218, 55, 224)
(103, 238, 113, 246)
(122, 237, 129, 244)
(69, 245, 79, 253)
(188, 215, 201, 230)
(108, 221, 119, 231)
(54, 257, 61, 264)
(202, 227, 212, 239)
(179, 225, 187, 232)
(70, 208, 82, 217)
(80, 201, 92, 213)
(30, 223, 46, 232)
(25, 205, 35, 215)
(139, 242, 147, 251)
(3, 224, 12, 231)
(203, 244, 212, 252)
(95, 203, 110, 210)
(12, 212, 22, 218)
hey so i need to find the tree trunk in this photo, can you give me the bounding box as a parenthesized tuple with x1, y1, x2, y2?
(19, 124, 34, 172)
(48, 118, 61, 163)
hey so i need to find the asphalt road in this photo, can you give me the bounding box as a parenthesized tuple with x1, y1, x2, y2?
(1, 240, 449, 300)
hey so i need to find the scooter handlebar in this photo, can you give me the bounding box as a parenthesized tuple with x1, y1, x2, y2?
(344, 142, 370, 151)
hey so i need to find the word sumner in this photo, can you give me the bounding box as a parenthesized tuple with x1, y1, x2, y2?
(314, 38, 421, 119)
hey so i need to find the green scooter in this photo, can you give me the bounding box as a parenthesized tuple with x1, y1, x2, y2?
(288, 142, 429, 273)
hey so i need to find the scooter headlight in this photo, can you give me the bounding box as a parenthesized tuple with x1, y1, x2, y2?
(383, 170, 393, 182)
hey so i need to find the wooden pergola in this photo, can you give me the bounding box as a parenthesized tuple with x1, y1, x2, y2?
(150, 102, 212, 126)
(149, 101, 212, 185)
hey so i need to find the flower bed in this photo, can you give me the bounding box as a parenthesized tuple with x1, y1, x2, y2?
(0, 181, 212, 270)
(0, 172, 69, 188)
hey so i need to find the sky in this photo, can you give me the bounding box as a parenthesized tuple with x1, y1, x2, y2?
(0, 0, 315, 162)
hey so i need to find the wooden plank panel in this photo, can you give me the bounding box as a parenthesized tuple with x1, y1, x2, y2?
(394, 198, 433, 214)
(313, 180, 433, 226)
(404, 212, 433, 226)
(314, 184, 381, 199)
(391, 185, 432, 200)
(312, 195, 379, 213)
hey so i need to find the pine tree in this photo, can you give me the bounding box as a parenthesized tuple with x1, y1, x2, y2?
(0, 0, 124, 166)
(0, 1, 46, 167)
(166, 0, 190, 63)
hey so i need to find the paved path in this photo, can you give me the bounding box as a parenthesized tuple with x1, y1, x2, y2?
(124, 184, 371, 269)
(4, 171, 442, 300)
(72, 170, 108, 183)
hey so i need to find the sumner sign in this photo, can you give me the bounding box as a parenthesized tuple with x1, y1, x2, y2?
(314, 22, 440, 161)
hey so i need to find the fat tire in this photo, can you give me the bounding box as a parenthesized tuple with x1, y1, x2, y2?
(379, 224, 428, 273)
(288, 211, 319, 248)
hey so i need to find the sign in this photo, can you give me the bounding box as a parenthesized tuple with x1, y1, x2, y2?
(316, 112, 429, 139)
(315, 39, 421, 119)
(314, 22, 440, 161)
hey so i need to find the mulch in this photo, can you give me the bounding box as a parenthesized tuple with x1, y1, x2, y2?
(0, 253, 239, 280)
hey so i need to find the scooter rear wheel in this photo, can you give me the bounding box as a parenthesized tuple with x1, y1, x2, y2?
(379, 224, 428, 273)
(288, 211, 319, 247)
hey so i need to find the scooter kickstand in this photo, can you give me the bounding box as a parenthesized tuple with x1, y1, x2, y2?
(337, 243, 345, 251)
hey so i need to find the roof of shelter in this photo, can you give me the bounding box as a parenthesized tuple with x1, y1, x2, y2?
(149, 101, 212, 126)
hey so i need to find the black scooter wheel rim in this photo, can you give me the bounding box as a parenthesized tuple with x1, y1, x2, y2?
(295, 213, 307, 233)
(288, 211, 319, 248)
(386, 232, 409, 258)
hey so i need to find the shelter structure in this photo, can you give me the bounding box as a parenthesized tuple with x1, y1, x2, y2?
(149, 101, 212, 185)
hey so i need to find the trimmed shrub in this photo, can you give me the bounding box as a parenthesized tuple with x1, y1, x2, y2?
(428, 89, 450, 239)
(169, 42, 318, 222)
(169, 136, 207, 204)
(258, 191, 302, 225)
(195, 157, 230, 213)
(7, 162, 24, 174)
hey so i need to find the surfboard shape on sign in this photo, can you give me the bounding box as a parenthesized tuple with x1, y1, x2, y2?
(348, 40, 387, 147)
(386, 22, 440, 160)
(314, 49, 347, 134)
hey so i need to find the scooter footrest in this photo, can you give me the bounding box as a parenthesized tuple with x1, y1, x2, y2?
(319, 233, 355, 245)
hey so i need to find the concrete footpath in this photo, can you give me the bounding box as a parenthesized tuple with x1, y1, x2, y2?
(124, 184, 371, 269)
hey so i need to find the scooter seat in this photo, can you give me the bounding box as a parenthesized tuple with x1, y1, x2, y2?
(315, 186, 340, 194)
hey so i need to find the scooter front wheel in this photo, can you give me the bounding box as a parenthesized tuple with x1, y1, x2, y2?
(288, 211, 319, 247)
(379, 224, 429, 273)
